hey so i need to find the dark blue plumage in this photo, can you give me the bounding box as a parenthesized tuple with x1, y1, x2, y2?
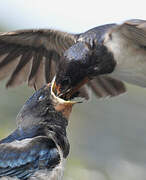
(0, 84, 71, 180)
(0, 137, 60, 179)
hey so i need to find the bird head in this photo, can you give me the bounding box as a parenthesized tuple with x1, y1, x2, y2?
(54, 41, 92, 98)
(54, 41, 116, 97)
(17, 81, 77, 128)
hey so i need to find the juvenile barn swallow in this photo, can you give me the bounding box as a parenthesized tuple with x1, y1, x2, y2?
(0, 82, 76, 180)
(0, 19, 145, 98)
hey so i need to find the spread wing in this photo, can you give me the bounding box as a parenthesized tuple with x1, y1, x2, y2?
(78, 76, 126, 99)
(104, 19, 146, 88)
(89, 76, 126, 98)
(0, 29, 77, 89)
(88, 19, 146, 98)
(113, 19, 146, 46)
(87, 76, 126, 98)
(0, 136, 60, 180)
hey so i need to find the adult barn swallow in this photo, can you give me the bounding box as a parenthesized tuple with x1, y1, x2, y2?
(0, 19, 146, 98)
(55, 19, 146, 98)
(0, 82, 76, 180)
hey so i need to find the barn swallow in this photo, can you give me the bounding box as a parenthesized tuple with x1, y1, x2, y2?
(55, 19, 146, 98)
(0, 19, 146, 98)
(0, 82, 76, 180)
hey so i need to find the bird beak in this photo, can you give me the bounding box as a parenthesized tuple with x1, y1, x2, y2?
(52, 79, 61, 96)
(52, 76, 90, 100)
(48, 77, 76, 119)
(62, 76, 89, 99)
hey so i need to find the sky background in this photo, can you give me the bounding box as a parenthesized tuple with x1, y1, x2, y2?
(0, 1, 146, 179)
(0, 0, 146, 32)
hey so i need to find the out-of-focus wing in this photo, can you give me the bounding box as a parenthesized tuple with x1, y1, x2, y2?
(87, 76, 126, 98)
(0, 29, 77, 89)
(112, 19, 146, 46)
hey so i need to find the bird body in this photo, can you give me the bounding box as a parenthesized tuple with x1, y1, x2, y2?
(0, 136, 64, 180)
(0, 84, 74, 180)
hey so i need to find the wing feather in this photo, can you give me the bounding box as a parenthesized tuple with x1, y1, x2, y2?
(88, 76, 126, 98)
(0, 136, 60, 179)
(6, 51, 33, 87)
(0, 29, 77, 88)
(112, 19, 146, 47)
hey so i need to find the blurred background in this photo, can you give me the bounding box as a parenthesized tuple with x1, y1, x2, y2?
(0, 0, 146, 179)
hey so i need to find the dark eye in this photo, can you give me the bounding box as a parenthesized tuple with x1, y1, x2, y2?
(38, 94, 45, 101)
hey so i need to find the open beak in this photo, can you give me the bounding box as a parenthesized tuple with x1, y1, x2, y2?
(50, 77, 77, 104)
(48, 75, 90, 119)
(47, 78, 76, 119)
(52, 80, 61, 96)
(52, 76, 90, 100)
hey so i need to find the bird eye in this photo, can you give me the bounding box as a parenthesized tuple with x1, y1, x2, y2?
(38, 94, 45, 101)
